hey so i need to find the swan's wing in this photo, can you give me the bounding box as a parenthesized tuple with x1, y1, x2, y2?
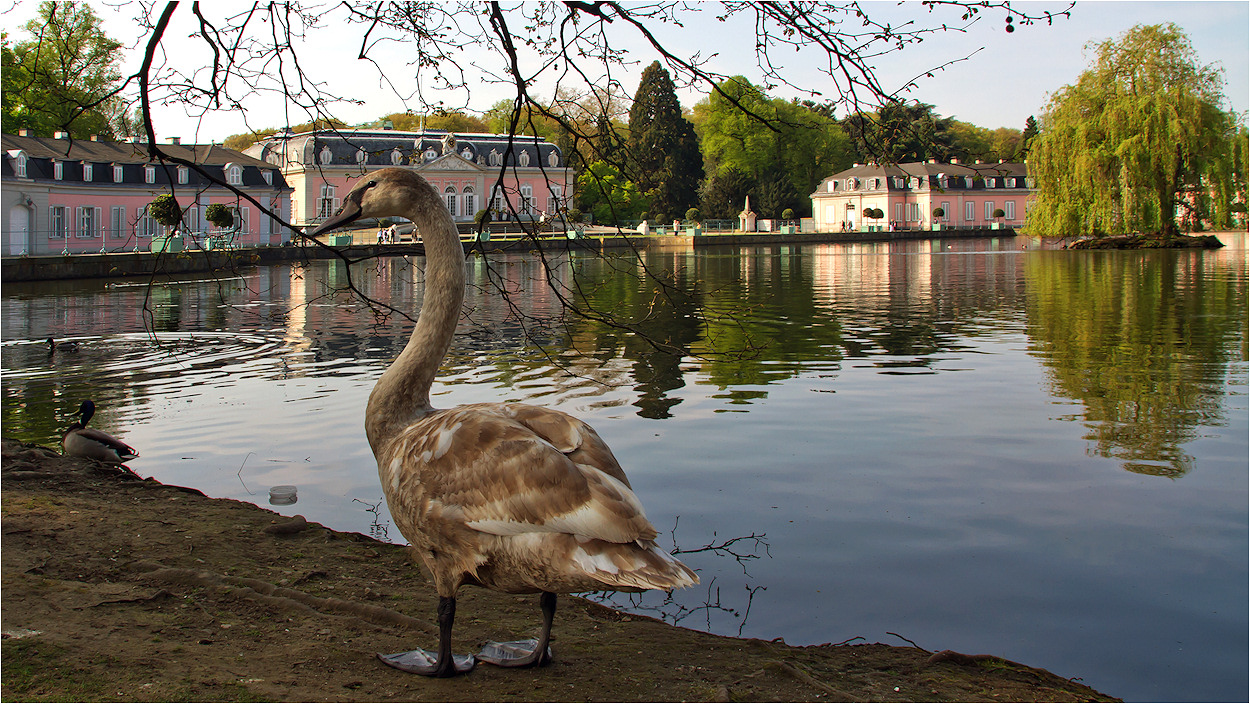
(394, 405, 657, 544)
(503, 403, 632, 488)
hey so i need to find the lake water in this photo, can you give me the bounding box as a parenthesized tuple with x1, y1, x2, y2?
(3, 235, 1246, 702)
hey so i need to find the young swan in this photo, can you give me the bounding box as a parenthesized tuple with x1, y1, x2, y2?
(308, 168, 697, 677)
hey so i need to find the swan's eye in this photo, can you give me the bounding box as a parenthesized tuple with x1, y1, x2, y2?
(365, 180, 377, 189)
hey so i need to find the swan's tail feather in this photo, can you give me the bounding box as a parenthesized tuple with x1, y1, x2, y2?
(569, 539, 698, 592)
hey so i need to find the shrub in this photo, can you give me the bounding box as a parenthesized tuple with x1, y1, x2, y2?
(204, 203, 234, 229)
(992, 208, 1006, 219)
(685, 207, 701, 223)
(474, 209, 491, 233)
(148, 195, 183, 227)
(932, 207, 945, 218)
(781, 208, 795, 221)
(566, 208, 583, 224)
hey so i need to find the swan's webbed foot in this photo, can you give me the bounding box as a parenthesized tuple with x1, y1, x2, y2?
(477, 591, 557, 669)
(476, 639, 552, 667)
(377, 649, 476, 676)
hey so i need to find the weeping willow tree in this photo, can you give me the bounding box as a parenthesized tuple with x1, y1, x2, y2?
(1028, 24, 1246, 237)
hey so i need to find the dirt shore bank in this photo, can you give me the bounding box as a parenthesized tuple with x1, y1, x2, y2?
(1, 440, 1116, 702)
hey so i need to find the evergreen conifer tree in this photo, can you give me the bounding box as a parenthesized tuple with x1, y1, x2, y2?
(628, 61, 703, 220)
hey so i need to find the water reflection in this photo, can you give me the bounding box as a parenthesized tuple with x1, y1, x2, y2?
(2, 236, 1246, 702)
(1024, 249, 1247, 477)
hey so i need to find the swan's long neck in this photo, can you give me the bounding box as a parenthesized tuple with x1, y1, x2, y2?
(365, 187, 465, 451)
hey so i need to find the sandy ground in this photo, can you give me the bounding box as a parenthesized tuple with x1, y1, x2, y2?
(1, 440, 1117, 702)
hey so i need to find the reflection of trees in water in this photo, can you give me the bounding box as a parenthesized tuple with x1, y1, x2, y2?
(1025, 251, 1246, 477)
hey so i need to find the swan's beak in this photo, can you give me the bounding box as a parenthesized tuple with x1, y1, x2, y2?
(307, 199, 363, 237)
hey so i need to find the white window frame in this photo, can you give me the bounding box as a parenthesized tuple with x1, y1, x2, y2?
(83, 163, 93, 182)
(985, 201, 996, 221)
(226, 164, 243, 186)
(1005, 201, 1016, 220)
(317, 184, 339, 219)
(263, 170, 274, 186)
(894, 202, 904, 222)
(491, 187, 505, 215)
(76, 206, 101, 238)
(145, 165, 155, 184)
(15, 152, 27, 177)
(113, 165, 124, 183)
(138, 210, 158, 238)
(520, 184, 534, 214)
(444, 186, 458, 216)
(54, 161, 63, 180)
(965, 200, 975, 222)
(940, 201, 950, 222)
(178, 166, 189, 184)
(110, 206, 126, 239)
(50, 205, 67, 238)
(462, 186, 475, 217)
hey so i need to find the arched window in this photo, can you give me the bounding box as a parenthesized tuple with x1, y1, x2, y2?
(225, 163, 242, 186)
(491, 187, 505, 215)
(518, 150, 531, 167)
(548, 150, 559, 168)
(390, 148, 404, 166)
(461, 186, 475, 217)
(14, 152, 27, 178)
(355, 148, 368, 166)
(424, 148, 438, 162)
(444, 186, 457, 216)
(489, 149, 502, 167)
(319, 146, 333, 165)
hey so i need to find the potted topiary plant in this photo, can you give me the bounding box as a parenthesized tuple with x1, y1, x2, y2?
(204, 204, 235, 249)
(654, 213, 667, 235)
(564, 207, 583, 239)
(992, 207, 1006, 229)
(474, 209, 491, 242)
(685, 207, 702, 236)
(780, 208, 798, 235)
(932, 207, 945, 231)
(147, 194, 185, 253)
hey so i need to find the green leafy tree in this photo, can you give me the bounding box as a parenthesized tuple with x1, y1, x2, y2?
(4, 1, 127, 138)
(845, 101, 958, 164)
(694, 78, 850, 217)
(627, 61, 703, 221)
(699, 167, 753, 220)
(1028, 24, 1243, 236)
(1019, 115, 1040, 159)
(577, 161, 648, 225)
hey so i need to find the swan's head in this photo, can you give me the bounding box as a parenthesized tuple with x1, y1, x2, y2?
(306, 168, 433, 237)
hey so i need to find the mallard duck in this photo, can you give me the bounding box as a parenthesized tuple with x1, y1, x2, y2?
(308, 168, 697, 677)
(47, 337, 81, 353)
(62, 400, 138, 464)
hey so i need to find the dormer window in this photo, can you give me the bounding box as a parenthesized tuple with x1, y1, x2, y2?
(178, 166, 189, 184)
(83, 163, 93, 181)
(54, 161, 63, 180)
(827, 181, 837, 192)
(390, 148, 404, 166)
(355, 148, 367, 166)
(12, 151, 27, 178)
(518, 150, 531, 167)
(225, 163, 243, 186)
(263, 170, 274, 186)
(1007, 177, 1017, 188)
(319, 146, 332, 165)
(145, 165, 155, 184)
(964, 176, 973, 188)
(424, 148, 438, 161)
(113, 165, 124, 182)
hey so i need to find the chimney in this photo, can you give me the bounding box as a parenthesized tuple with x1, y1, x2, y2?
(17, 128, 29, 137)
(166, 137, 181, 145)
(950, 157, 960, 164)
(53, 131, 69, 140)
(89, 134, 100, 141)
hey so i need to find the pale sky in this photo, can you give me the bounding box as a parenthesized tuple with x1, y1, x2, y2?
(2, 1, 1246, 142)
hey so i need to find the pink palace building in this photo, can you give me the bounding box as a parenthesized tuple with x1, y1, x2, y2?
(811, 159, 1035, 232)
(2, 130, 293, 256)
(243, 128, 573, 229)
